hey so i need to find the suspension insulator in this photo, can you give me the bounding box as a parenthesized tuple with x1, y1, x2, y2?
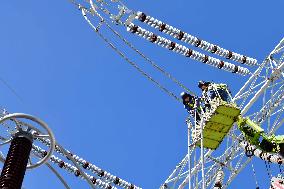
(126, 23, 251, 76)
(0, 133, 33, 189)
(135, 11, 258, 66)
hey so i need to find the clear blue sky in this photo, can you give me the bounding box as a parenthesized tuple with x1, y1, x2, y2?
(1, 0, 284, 188)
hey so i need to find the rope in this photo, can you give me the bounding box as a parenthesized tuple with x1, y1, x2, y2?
(251, 160, 259, 189)
(102, 20, 196, 96)
(264, 161, 272, 181)
(0, 76, 24, 104)
(81, 8, 182, 103)
(45, 161, 72, 189)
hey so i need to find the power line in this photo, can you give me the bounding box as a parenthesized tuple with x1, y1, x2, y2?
(0, 76, 24, 103)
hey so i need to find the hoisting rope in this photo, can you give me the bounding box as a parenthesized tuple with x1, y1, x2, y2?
(251, 160, 260, 189)
(81, 7, 183, 103)
(86, 0, 196, 96)
(265, 161, 272, 181)
(134, 11, 258, 66)
(0, 76, 24, 104)
(102, 18, 196, 96)
(80, 0, 195, 96)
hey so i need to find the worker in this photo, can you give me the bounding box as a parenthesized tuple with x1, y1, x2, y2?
(180, 92, 202, 121)
(198, 81, 230, 102)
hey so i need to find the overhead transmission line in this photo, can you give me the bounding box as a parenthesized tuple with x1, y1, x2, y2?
(68, 0, 259, 105)
(0, 76, 24, 103)
(83, 0, 256, 75)
(80, 5, 184, 102)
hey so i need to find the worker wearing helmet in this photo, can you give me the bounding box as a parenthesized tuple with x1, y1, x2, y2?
(198, 81, 230, 102)
(180, 92, 201, 121)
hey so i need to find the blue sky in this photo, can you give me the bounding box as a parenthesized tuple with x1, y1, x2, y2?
(1, 0, 284, 188)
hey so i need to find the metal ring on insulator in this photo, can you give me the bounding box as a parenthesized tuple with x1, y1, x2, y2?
(259, 152, 264, 160)
(242, 56, 247, 64)
(245, 150, 254, 157)
(232, 65, 239, 73)
(177, 31, 184, 40)
(185, 49, 193, 57)
(75, 170, 81, 177)
(194, 38, 201, 47)
(218, 61, 225, 69)
(98, 170, 105, 177)
(150, 34, 158, 43)
(0, 113, 56, 169)
(159, 23, 166, 32)
(277, 158, 283, 164)
(203, 55, 209, 63)
(267, 155, 272, 163)
(245, 145, 254, 157)
(83, 162, 89, 169)
(130, 25, 138, 33)
(58, 161, 65, 168)
(138, 12, 147, 22)
(226, 51, 233, 59)
(211, 45, 218, 53)
(169, 42, 176, 50)
(91, 177, 97, 184)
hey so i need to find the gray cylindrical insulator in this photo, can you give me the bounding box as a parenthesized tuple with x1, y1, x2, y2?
(0, 133, 32, 189)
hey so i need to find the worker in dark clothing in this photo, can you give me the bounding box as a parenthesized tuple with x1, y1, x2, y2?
(180, 92, 202, 122)
(198, 81, 230, 102)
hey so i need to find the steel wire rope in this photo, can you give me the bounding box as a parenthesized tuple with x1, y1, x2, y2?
(101, 18, 196, 96)
(251, 160, 259, 189)
(264, 161, 272, 181)
(81, 8, 182, 103)
(45, 163, 72, 189)
(87, 0, 195, 95)
(67, 1, 284, 188)
(0, 75, 24, 104)
(33, 151, 72, 189)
